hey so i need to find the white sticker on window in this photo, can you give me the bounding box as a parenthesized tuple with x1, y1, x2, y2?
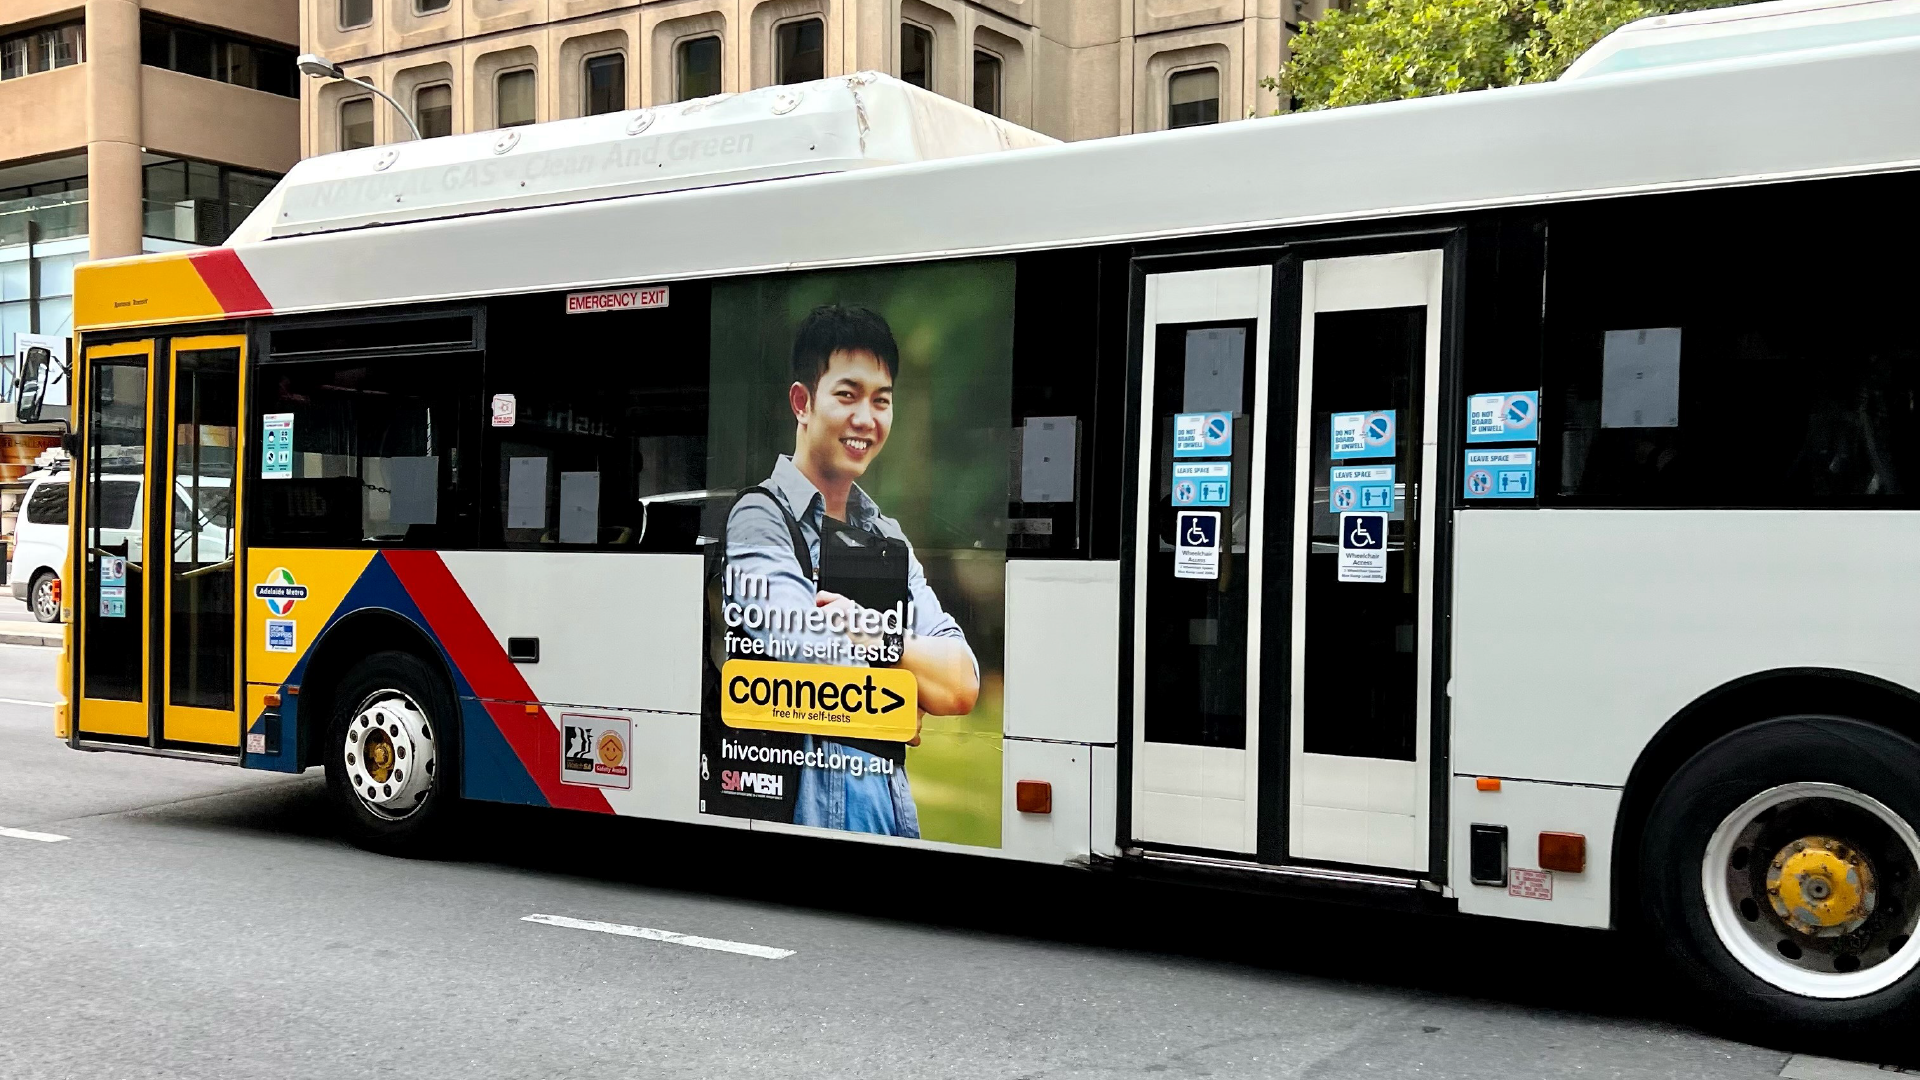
(1601, 327, 1682, 429)
(507, 456, 548, 530)
(1019, 417, 1076, 504)
(386, 456, 439, 526)
(558, 471, 600, 544)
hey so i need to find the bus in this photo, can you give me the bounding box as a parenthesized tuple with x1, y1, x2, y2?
(57, 0, 1920, 1033)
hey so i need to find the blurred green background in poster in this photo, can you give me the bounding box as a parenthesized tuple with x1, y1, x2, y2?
(709, 258, 1014, 848)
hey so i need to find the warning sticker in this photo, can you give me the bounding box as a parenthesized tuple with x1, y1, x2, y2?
(1331, 410, 1396, 460)
(1466, 390, 1540, 444)
(1509, 867, 1553, 900)
(561, 713, 633, 789)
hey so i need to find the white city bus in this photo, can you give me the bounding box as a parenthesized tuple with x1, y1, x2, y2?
(61, 0, 1920, 1032)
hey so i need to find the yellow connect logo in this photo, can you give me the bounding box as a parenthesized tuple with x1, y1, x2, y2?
(720, 659, 918, 742)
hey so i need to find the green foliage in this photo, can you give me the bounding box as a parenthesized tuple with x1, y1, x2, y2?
(1263, 0, 1756, 112)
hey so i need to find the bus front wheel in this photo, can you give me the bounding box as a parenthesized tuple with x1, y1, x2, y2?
(1641, 716, 1920, 1033)
(323, 650, 461, 856)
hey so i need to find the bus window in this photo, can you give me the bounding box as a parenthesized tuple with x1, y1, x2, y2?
(484, 289, 710, 551)
(1545, 175, 1920, 508)
(252, 354, 478, 547)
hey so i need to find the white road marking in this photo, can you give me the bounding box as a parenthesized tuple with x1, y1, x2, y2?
(1781, 1055, 1908, 1078)
(0, 826, 69, 843)
(522, 914, 794, 959)
(0, 697, 56, 707)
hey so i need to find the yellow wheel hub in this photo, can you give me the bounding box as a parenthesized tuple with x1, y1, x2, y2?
(364, 728, 395, 784)
(1767, 835, 1876, 937)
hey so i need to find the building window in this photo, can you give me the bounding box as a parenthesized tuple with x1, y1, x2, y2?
(1, 20, 85, 81)
(775, 18, 824, 85)
(416, 0, 451, 11)
(140, 16, 296, 97)
(340, 97, 375, 150)
(497, 68, 536, 128)
(1168, 68, 1220, 129)
(584, 53, 625, 116)
(142, 159, 282, 245)
(901, 24, 931, 89)
(972, 49, 1001, 116)
(416, 83, 452, 139)
(340, 0, 373, 29)
(675, 35, 721, 101)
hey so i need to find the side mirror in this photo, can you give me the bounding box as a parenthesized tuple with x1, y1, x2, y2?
(16, 345, 49, 423)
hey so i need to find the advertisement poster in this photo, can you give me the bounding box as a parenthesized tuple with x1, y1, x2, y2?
(700, 260, 1012, 848)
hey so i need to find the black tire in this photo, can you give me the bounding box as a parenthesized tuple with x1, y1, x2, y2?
(29, 571, 59, 623)
(1640, 716, 1920, 1036)
(323, 650, 461, 856)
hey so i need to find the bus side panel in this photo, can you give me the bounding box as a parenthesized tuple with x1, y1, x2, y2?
(1448, 509, 1920, 926)
(436, 550, 711, 827)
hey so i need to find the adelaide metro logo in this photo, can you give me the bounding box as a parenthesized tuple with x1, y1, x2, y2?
(252, 567, 308, 616)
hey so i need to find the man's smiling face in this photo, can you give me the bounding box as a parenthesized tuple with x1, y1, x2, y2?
(792, 348, 893, 486)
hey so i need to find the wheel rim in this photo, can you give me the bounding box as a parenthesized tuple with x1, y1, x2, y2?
(341, 689, 437, 821)
(1703, 781, 1920, 998)
(32, 579, 56, 621)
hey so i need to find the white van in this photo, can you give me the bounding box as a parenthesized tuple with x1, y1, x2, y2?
(9, 471, 231, 623)
(11, 470, 81, 623)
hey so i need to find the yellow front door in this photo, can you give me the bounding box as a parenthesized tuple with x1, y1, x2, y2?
(73, 335, 245, 749)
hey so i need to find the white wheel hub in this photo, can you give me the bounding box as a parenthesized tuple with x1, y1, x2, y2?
(1703, 781, 1920, 999)
(342, 690, 437, 821)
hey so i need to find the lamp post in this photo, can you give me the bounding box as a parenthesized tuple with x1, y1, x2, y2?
(297, 53, 424, 142)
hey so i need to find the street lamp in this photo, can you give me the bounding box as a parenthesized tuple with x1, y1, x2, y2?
(297, 52, 424, 143)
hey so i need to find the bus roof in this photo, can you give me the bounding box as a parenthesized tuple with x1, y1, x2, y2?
(1561, 0, 1920, 79)
(74, 17, 1920, 334)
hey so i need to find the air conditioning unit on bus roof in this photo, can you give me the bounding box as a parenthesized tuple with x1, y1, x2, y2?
(245, 72, 1058, 242)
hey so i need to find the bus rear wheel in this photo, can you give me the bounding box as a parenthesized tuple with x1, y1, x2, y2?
(323, 650, 461, 856)
(1641, 716, 1920, 1034)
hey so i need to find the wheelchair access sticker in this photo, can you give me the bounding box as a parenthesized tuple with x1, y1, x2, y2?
(1174, 510, 1222, 580)
(1338, 512, 1388, 583)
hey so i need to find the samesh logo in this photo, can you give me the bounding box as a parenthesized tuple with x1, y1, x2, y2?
(560, 714, 631, 790)
(721, 770, 784, 798)
(252, 567, 308, 616)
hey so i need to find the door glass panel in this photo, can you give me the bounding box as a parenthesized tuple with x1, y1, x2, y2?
(83, 360, 148, 702)
(169, 347, 237, 710)
(1302, 307, 1425, 760)
(1143, 322, 1255, 748)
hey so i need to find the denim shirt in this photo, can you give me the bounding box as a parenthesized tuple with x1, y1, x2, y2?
(723, 455, 970, 838)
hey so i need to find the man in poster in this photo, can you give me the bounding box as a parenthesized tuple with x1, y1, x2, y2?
(722, 305, 980, 838)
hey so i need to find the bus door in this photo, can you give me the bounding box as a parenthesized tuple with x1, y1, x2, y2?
(1130, 250, 1445, 877)
(1129, 265, 1274, 856)
(75, 335, 244, 750)
(1281, 250, 1443, 874)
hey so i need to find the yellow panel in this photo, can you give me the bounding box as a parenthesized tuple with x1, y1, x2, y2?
(245, 550, 379, 687)
(78, 698, 148, 738)
(163, 705, 239, 747)
(73, 253, 222, 332)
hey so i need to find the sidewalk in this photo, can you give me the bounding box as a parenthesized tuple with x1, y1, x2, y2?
(0, 602, 63, 648)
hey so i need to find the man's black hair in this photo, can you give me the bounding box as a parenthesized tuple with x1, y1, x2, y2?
(790, 304, 900, 395)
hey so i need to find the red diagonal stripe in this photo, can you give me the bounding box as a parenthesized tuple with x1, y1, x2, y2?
(384, 550, 611, 814)
(190, 249, 272, 316)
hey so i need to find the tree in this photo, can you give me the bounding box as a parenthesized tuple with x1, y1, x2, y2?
(1264, 0, 1756, 112)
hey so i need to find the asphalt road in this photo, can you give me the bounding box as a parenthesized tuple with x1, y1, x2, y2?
(0, 640, 1892, 1080)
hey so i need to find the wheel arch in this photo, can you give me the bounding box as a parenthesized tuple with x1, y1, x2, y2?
(296, 607, 458, 772)
(1610, 666, 1920, 927)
